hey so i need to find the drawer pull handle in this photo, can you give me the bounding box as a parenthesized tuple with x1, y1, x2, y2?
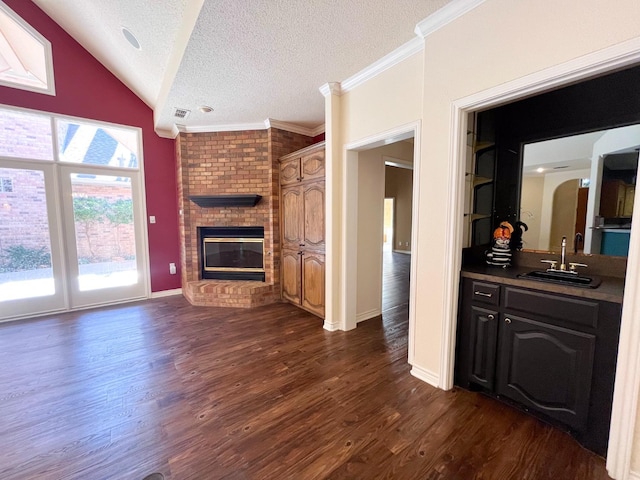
(474, 291, 492, 298)
(487, 314, 495, 320)
(505, 318, 512, 324)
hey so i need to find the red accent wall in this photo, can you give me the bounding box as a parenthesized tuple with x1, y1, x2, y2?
(0, 0, 181, 292)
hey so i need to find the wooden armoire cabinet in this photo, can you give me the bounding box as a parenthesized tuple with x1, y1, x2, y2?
(279, 142, 325, 318)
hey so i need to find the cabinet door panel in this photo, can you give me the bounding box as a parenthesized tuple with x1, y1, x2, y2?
(301, 150, 325, 182)
(302, 252, 325, 318)
(281, 249, 301, 304)
(497, 314, 595, 432)
(280, 157, 301, 186)
(281, 186, 303, 249)
(468, 306, 498, 389)
(303, 182, 325, 249)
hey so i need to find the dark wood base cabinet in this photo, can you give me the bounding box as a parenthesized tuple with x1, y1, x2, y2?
(456, 277, 622, 456)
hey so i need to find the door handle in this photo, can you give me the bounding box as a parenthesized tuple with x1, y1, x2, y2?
(504, 318, 512, 324)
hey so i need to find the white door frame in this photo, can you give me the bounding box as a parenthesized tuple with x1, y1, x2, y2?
(439, 37, 640, 480)
(341, 121, 421, 364)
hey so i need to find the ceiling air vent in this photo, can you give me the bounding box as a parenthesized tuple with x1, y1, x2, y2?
(173, 108, 190, 119)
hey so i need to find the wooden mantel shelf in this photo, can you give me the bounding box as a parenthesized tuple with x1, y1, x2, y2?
(189, 194, 262, 207)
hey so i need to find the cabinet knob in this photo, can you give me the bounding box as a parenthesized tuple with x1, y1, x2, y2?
(504, 318, 512, 324)
(487, 314, 495, 320)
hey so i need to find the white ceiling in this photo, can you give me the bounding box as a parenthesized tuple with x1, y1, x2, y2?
(31, 0, 453, 138)
(523, 125, 640, 176)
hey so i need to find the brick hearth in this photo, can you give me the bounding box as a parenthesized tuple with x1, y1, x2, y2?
(176, 128, 317, 307)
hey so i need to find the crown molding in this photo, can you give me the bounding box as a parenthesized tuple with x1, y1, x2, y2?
(177, 122, 267, 134)
(155, 124, 179, 139)
(319, 82, 342, 97)
(340, 36, 424, 94)
(264, 118, 323, 137)
(172, 119, 324, 137)
(415, 0, 486, 38)
(310, 124, 325, 137)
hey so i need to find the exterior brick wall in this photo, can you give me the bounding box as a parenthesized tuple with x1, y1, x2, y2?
(177, 128, 316, 308)
(0, 168, 135, 266)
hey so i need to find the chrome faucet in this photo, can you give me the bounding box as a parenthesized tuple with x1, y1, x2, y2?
(540, 235, 588, 274)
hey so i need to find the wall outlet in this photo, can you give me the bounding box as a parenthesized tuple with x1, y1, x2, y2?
(169, 262, 176, 275)
(149, 215, 156, 224)
(398, 241, 402, 247)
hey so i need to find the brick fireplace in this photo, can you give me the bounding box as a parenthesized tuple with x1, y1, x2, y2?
(176, 128, 317, 307)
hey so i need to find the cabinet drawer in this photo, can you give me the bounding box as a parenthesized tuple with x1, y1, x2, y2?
(504, 287, 599, 329)
(471, 281, 500, 306)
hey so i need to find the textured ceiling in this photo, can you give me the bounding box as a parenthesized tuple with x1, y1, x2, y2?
(31, 0, 453, 137)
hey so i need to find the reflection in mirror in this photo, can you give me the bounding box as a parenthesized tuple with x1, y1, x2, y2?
(520, 125, 640, 256)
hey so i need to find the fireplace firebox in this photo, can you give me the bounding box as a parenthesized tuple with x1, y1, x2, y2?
(198, 226, 265, 281)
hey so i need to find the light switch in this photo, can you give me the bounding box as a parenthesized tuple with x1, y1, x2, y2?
(149, 215, 156, 224)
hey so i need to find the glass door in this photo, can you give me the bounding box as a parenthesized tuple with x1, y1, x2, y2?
(0, 161, 66, 319)
(0, 106, 149, 320)
(59, 166, 147, 309)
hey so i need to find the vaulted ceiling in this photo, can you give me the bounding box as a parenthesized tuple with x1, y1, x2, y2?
(31, 0, 453, 137)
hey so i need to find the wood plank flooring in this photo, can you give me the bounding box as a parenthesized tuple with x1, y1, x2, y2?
(0, 253, 612, 479)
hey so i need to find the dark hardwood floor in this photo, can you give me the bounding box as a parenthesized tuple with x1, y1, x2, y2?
(0, 252, 611, 479)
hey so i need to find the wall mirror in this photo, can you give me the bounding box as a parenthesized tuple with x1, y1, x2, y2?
(520, 124, 640, 257)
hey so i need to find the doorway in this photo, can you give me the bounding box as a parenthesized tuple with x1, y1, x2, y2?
(383, 198, 394, 251)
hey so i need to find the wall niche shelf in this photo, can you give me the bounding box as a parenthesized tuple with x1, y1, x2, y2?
(189, 194, 262, 207)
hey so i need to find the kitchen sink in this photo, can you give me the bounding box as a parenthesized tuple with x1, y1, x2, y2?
(518, 270, 601, 288)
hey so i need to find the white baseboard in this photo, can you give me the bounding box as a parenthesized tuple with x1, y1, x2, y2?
(629, 470, 640, 480)
(356, 308, 381, 323)
(323, 321, 340, 331)
(393, 249, 411, 255)
(410, 365, 440, 388)
(151, 288, 183, 298)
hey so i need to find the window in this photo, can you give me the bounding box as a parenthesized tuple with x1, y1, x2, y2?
(0, 176, 12, 192)
(0, 2, 55, 95)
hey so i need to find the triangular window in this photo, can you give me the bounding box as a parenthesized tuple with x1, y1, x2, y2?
(0, 1, 55, 95)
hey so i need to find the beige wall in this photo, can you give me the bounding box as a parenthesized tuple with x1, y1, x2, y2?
(356, 149, 385, 320)
(385, 166, 414, 251)
(327, 0, 640, 471)
(520, 176, 544, 250)
(340, 52, 423, 145)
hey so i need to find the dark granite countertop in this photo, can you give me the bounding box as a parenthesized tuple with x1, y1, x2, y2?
(461, 264, 625, 304)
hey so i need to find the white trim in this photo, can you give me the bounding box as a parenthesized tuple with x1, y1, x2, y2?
(356, 308, 381, 323)
(410, 365, 439, 388)
(383, 155, 414, 170)
(407, 122, 421, 364)
(0, 0, 56, 96)
(342, 121, 421, 365)
(340, 37, 424, 94)
(177, 122, 266, 133)
(438, 38, 640, 480)
(415, 0, 486, 38)
(320, 82, 342, 97)
(265, 119, 322, 137)
(323, 320, 340, 331)
(151, 288, 183, 298)
(393, 249, 411, 255)
(174, 118, 324, 138)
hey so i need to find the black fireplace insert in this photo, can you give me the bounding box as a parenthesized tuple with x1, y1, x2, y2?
(198, 226, 265, 281)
